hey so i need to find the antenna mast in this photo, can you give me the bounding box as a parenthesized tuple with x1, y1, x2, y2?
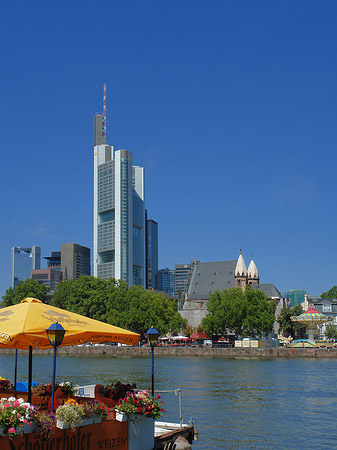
(102, 82, 106, 137)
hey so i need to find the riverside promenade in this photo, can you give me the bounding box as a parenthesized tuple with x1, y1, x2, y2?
(1, 345, 337, 358)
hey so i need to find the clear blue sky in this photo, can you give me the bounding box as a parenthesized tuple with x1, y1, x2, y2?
(1, 0, 336, 298)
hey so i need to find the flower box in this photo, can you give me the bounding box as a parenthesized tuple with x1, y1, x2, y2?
(128, 414, 154, 450)
(22, 422, 37, 434)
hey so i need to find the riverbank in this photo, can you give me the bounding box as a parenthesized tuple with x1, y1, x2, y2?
(1, 345, 337, 358)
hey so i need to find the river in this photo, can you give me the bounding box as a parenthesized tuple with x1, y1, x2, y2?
(1, 354, 336, 450)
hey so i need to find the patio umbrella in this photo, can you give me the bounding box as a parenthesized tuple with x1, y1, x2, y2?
(0, 298, 140, 401)
(190, 332, 209, 340)
(0, 298, 140, 348)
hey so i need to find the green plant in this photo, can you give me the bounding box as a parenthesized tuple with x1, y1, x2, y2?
(0, 397, 37, 439)
(104, 381, 137, 401)
(82, 400, 108, 420)
(55, 400, 84, 429)
(59, 381, 77, 397)
(116, 391, 165, 420)
(36, 411, 55, 439)
(0, 377, 14, 391)
(31, 383, 54, 401)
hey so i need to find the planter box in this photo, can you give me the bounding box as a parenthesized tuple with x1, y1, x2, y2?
(128, 414, 154, 450)
(57, 416, 102, 429)
(115, 413, 154, 450)
(22, 422, 37, 434)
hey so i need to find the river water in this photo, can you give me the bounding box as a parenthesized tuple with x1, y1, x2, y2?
(1, 354, 336, 450)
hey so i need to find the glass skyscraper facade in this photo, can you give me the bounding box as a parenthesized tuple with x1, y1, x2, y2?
(93, 114, 145, 286)
(146, 218, 158, 289)
(11, 246, 41, 290)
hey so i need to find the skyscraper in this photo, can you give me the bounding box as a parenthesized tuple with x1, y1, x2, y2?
(11, 246, 41, 289)
(61, 243, 91, 280)
(146, 215, 158, 289)
(93, 86, 146, 286)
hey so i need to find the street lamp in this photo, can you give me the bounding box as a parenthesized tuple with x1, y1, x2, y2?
(46, 322, 66, 413)
(146, 327, 159, 397)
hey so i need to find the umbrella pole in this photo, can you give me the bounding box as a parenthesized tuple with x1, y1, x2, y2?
(14, 349, 18, 392)
(28, 346, 32, 404)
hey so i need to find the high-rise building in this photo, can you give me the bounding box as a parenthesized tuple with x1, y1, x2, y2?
(146, 215, 158, 289)
(31, 268, 63, 292)
(93, 87, 146, 286)
(175, 260, 198, 295)
(61, 243, 91, 280)
(156, 268, 176, 296)
(11, 246, 41, 290)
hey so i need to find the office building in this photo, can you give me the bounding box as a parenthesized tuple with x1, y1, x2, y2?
(11, 246, 41, 290)
(61, 243, 91, 280)
(93, 87, 146, 286)
(31, 268, 63, 292)
(146, 215, 158, 289)
(44, 251, 61, 270)
(175, 260, 198, 295)
(156, 268, 176, 296)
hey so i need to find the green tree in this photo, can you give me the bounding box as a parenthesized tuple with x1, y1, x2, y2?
(321, 286, 337, 298)
(277, 304, 304, 338)
(325, 323, 337, 339)
(51, 277, 187, 336)
(1, 279, 49, 307)
(201, 286, 276, 337)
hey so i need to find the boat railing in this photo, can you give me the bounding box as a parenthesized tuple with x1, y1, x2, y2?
(138, 388, 184, 428)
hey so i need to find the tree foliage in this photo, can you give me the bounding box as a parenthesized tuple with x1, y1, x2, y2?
(277, 304, 304, 337)
(1, 279, 49, 307)
(321, 286, 337, 299)
(325, 323, 337, 339)
(201, 286, 276, 337)
(50, 276, 187, 336)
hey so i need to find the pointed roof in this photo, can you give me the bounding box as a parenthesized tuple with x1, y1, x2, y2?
(247, 259, 259, 279)
(235, 251, 247, 277)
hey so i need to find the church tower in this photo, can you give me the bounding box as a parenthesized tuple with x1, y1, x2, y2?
(247, 259, 259, 285)
(235, 250, 247, 290)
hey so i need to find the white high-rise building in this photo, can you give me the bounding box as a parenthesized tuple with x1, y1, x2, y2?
(93, 103, 145, 286)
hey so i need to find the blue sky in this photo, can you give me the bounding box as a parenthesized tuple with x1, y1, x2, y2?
(1, 0, 336, 298)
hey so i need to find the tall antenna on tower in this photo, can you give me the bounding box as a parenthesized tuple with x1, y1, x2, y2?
(102, 82, 106, 137)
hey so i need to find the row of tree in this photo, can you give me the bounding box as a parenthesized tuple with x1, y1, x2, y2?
(3, 278, 337, 339)
(1, 276, 187, 336)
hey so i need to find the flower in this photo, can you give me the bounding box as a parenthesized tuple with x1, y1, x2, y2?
(36, 411, 56, 439)
(55, 402, 84, 429)
(116, 391, 165, 420)
(104, 381, 137, 401)
(0, 378, 14, 392)
(82, 400, 108, 420)
(0, 397, 37, 439)
(59, 381, 77, 397)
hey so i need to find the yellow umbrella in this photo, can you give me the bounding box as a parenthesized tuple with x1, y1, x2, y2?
(0, 298, 140, 405)
(0, 297, 140, 348)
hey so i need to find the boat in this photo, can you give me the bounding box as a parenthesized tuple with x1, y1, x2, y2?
(0, 385, 196, 450)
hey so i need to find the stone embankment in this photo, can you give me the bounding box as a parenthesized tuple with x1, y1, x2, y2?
(1, 345, 337, 358)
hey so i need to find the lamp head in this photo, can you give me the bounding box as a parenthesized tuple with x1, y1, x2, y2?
(46, 322, 66, 347)
(146, 327, 159, 347)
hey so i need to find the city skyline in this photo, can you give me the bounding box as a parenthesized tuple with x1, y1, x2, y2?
(1, 1, 337, 298)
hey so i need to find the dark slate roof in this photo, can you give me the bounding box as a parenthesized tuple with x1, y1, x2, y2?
(187, 261, 237, 300)
(250, 283, 281, 298)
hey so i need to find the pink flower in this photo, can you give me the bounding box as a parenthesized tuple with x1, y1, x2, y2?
(17, 413, 21, 417)
(13, 400, 20, 407)
(8, 427, 15, 434)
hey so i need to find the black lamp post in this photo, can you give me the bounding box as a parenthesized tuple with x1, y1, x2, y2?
(146, 327, 159, 397)
(46, 322, 66, 413)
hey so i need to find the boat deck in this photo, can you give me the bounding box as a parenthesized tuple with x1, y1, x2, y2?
(154, 421, 195, 449)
